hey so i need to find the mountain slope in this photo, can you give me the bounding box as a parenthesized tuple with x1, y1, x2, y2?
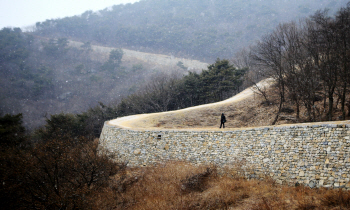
(0, 32, 208, 129)
(68, 40, 208, 70)
(34, 0, 349, 62)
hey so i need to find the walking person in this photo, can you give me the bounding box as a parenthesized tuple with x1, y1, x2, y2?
(220, 113, 226, 128)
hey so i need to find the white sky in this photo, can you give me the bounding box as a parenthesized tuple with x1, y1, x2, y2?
(0, 0, 140, 29)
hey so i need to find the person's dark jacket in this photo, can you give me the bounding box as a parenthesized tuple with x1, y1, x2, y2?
(221, 114, 226, 123)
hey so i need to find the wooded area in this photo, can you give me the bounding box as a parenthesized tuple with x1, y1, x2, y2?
(118, 59, 246, 115)
(239, 3, 350, 123)
(33, 0, 347, 62)
(0, 27, 185, 130)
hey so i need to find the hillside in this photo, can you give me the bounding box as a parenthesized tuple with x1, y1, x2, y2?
(108, 79, 274, 130)
(0, 31, 207, 130)
(34, 0, 349, 62)
(67, 40, 208, 70)
(108, 78, 350, 130)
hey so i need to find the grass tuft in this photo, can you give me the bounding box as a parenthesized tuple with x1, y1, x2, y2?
(321, 189, 350, 208)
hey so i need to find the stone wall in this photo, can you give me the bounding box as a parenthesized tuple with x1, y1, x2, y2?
(99, 121, 350, 189)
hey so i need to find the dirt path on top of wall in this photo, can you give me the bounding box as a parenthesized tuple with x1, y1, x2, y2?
(107, 78, 274, 131)
(68, 40, 208, 71)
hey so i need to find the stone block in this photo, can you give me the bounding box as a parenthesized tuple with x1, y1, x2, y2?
(133, 149, 141, 155)
(276, 179, 283, 185)
(346, 182, 350, 188)
(263, 158, 270, 163)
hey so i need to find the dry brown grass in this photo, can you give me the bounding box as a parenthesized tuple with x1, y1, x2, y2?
(92, 161, 350, 210)
(133, 84, 350, 130)
(134, 87, 279, 129)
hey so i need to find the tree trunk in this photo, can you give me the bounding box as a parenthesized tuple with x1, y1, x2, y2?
(327, 88, 335, 121)
(307, 103, 312, 122)
(341, 82, 347, 120)
(296, 102, 300, 121)
(272, 94, 284, 125)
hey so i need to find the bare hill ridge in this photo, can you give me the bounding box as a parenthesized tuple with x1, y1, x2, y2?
(68, 40, 208, 71)
(107, 78, 276, 130)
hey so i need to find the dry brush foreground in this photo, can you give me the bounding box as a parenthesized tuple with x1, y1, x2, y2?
(96, 161, 350, 210)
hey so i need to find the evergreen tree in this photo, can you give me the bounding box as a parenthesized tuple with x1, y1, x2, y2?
(0, 113, 26, 148)
(101, 49, 124, 74)
(202, 59, 240, 101)
(0, 27, 30, 65)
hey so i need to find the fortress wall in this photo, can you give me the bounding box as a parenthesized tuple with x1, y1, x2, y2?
(99, 121, 350, 189)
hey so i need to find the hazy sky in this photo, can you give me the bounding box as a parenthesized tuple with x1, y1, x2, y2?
(0, 0, 140, 29)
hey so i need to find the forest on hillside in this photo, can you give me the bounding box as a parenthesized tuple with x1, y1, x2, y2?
(0, 28, 190, 129)
(33, 0, 348, 62)
(239, 3, 350, 124)
(0, 26, 246, 132)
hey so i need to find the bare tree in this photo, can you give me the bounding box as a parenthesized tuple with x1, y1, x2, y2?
(143, 73, 180, 112)
(120, 72, 182, 114)
(250, 24, 290, 124)
(282, 21, 305, 121)
(282, 21, 321, 121)
(310, 10, 340, 121)
(231, 47, 252, 69)
(232, 47, 268, 98)
(334, 3, 350, 119)
(248, 4, 350, 124)
(243, 67, 270, 103)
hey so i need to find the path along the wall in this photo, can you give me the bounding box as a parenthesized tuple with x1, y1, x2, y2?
(99, 120, 350, 189)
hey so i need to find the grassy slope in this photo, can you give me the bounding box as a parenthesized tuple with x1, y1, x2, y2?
(109, 76, 350, 130)
(67, 40, 208, 71)
(102, 161, 350, 209)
